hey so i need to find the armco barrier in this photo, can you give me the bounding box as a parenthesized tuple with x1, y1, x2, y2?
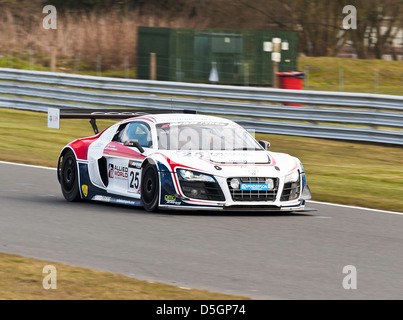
(0, 68, 402, 145)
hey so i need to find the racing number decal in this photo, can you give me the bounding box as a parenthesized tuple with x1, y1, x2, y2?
(128, 160, 141, 193)
(129, 170, 140, 190)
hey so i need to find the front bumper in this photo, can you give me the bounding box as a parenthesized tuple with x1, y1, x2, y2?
(160, 170, 313, 212)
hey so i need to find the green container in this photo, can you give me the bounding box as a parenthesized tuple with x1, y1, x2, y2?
(137, 26, 298, 86)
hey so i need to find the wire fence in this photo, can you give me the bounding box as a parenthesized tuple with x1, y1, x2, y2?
(1, 50, 402, 95)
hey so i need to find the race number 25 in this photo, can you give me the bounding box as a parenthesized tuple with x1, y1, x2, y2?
(128, 168, 141, 193)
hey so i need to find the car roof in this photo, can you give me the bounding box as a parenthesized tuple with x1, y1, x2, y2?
(125, 113, 234, 125)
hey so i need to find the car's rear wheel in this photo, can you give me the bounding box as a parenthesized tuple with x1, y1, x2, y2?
(60, 150, 81, 202)
(141, 163, 159, 212)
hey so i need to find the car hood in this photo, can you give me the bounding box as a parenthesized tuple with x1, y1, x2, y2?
(157, 150, 299, 178)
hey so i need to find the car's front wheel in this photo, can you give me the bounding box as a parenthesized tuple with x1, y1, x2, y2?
(141, 163, 159, 212)
(60, 150, 81, 202)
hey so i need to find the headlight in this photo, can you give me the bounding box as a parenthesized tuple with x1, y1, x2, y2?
(284, 170, 300, 183)
(229, 178, 240, 189)
(281, 170, 301, 201)
(176, 169, 225, 201)
(177, 169, 216, 183)
(265, 178, 274, 189)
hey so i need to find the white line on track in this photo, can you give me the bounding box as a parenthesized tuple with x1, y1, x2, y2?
(1, 160, 402, 216)
(307, 200, 403, 216)
(0, 160, 56, 171)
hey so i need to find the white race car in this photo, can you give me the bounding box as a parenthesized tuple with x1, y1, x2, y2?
(57, 111, 312, 212)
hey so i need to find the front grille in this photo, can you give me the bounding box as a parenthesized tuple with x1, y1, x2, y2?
(227, 177, 279, 202)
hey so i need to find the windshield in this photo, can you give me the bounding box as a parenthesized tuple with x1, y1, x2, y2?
(156, 121, 262, 151)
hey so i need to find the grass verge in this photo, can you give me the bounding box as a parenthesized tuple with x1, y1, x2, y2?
(299, 57, 403, 95)
(0, 252, 248, 299)
(0, 108, 402, 212)
(256, 132, 403, 212)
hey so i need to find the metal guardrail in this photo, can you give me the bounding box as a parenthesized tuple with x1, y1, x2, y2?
(0, 67, 402, 145)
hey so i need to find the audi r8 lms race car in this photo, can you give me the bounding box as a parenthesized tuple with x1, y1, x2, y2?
(55, 110, 312, 212)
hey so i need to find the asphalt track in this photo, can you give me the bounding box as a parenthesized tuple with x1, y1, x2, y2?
(1, 161, 403, 299)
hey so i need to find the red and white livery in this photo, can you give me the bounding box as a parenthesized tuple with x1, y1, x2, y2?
(57, 113, 312, 212)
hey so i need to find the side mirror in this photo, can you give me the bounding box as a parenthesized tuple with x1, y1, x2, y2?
(259, 140, 270, 150)
(124, 139, 145, 153)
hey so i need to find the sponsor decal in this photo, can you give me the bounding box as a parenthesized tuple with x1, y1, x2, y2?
(164, 195, 176, 201)
(164, 194, 181, 205)
(108, 163, 128, 179)
(104, 144, 118, 152)
(92, 195, 138, 206)
(108, 164, 114, 178)
(169, 121, 226, 127)
(115, 199, 138, 206)
(92, 195, 111, 202)
(128, 160, 141, 169)
(81, 184, 88, 197)
(240, 183, 269, 191)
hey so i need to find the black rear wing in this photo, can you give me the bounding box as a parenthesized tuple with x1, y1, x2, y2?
(47, 108, 197, 134)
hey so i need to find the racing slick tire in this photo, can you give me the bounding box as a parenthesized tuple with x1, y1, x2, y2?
(60, 150, 81, 202)
(141, 163, 159, 212)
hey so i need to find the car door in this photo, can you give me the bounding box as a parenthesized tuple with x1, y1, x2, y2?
(103, 121, 153, 198)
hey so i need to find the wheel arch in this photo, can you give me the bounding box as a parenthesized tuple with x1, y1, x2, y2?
(140, 158, 160, 212)
(141, 157, 157, 169)
(59, 147, 82, 202)
(57, 146, 78, 183)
